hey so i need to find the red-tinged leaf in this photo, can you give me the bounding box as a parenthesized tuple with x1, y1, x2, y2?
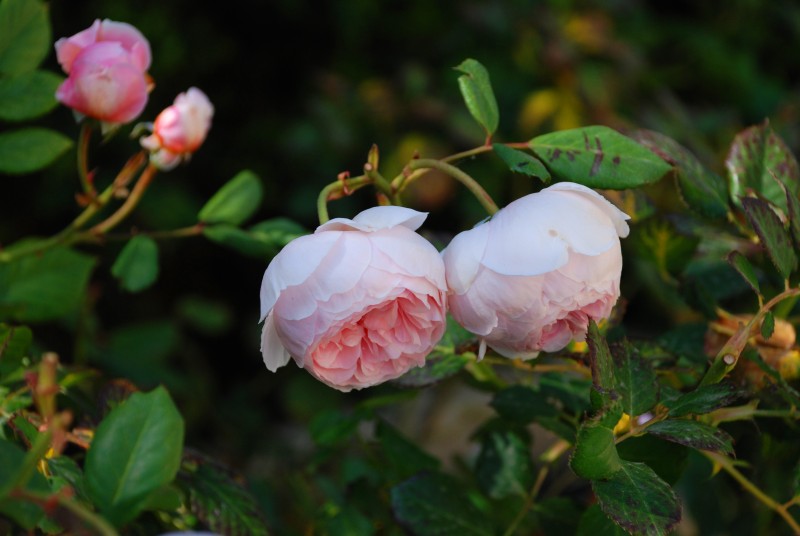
(740, 197, 797, 280)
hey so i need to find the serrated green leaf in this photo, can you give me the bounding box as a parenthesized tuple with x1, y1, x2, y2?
(0, 323, 31, 376)
(586, 321, 615, 409)
(198, 170, 263, 225)
(0, 247, 94, 323)
(0, 70, 61, 121)
(454, 58, 499, 139)
(577, 504, 627, 536)
(0, 127, 72, 174)
(490, 385, 558, 424)
(179, 455, 269, 536)
(784, 182, 800, 248)
(476, 427, 534, 499)
(726, 251, 760, 297)
(492, 143, 550, 181)
(761, 310, 775, 340)
(0, 0, 50, 75)
(741, 197, 797, 280)
(742, 348, 800, 407)
(376, 421, 439, 483)
(391, 472, 493, 536)
(666, 383, 742, 417)
(111, 235, 159, 293)
(632, 129, 729, 219)
(616, 435, 689, 485)
(570, 422, 621, 480)
(726, 121, 800, 212)
(629, 219, 700, 281)
(85, 386, 184, 527)
(529, 126, 672, 189)
(646, 419, 733, 455)
(612, 341, 658, 417)
(592, 460, 681, 536)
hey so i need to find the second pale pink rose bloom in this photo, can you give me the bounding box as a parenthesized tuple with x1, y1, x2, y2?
(259, 206, 448, 392)
(442, 182, 630, 358)
(140, 88, 214, 170)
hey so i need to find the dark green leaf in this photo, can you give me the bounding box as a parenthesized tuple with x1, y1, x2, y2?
(248, 217, 307, 248)
(616, 434, 689, 485)
(47, 456, 90, 504)
(529, 126, 672, 189)
(577, 504, 627, 536)
(570, 422, 621, 480)
(205, 218, 306, 260)
(611, 341, 658, 417)
(309, 409, 362, 447)
(726, 121, 800, 212)
(493, 143, 550, 181)
(666, 383, 742, 417)
(742, 348, 800, 407)
(0, 0, 50, 75)
(376, 420, 439, 483)
(539, 372, 592, 415)
(490, 385, 558, 424)
(111, 235, 159, 293)
(476, 428, 534, 499)
(656, 323, 708, 364)
(726, 251, 760, 297)
(592, 460, 681, 536)
(198, 170, 263, 225)
(0, 246, 94, 322)
(179, 454, 269, 536)
(740, 197, 797, 279)
(391, 472, 493, 536)
(454, 58, 499, 139)
(629, 219, 700, 280)
(0, 323, 31, 376)
(632, 129, 729, 219)
(321, 502, 374, 536)
(0, 438, 49, 529)
(761, 311, 775, 340)
(646, 419, 734, 455)
(0, 127, 72, 174)
(85, 386, 185, 527)
(784, 180, 800, 247)
(586, 320, 615, 409)
(0, 70, 61, 121)
(392, 351, 471, 388)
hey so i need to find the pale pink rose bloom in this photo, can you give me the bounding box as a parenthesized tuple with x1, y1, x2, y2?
(55, 42, 149, 124)
(55, 19, 151, 74)
(259, 206, 448, 392)
(140, 88, 214, 170)
(442, 182, 630, 359)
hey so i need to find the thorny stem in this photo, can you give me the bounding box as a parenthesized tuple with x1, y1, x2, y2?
(703, 451, 800, 534)
(407, 159, 499, 215)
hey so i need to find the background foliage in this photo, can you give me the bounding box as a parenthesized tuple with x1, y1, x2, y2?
(3, 0, 800, 534)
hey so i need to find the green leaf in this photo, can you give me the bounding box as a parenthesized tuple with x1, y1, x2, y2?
(629, 219, 699, 281)
(391, 472, 493, 536)
(726, 251, 761, 297)
(198, 170, 263, 225)
(577, 504, 627, 536)
(321, 502, 374, 536)
(612, 341, 658, 417)
(475, 427, 535, 499)
(529, 126, 672, 189)
(666, 382, 742, 417)
(309, 409, 362, 447)
(111, 235, 159, 293)
(570, 422, 621, 480)
(47, 456, 90, 504)
(632, 129, 729, 219)
(0, 0, 50, 75)
(85, 386, 185, 527)
(249, 217, 307, 248)
(592, 460, 681, 536)
(454, 58, 499, 139)
(646, 419, 734, 455)
(376, 421, 439, 483)
(616, 434, 689, 485)
(493, 143, 550, 181)
(0, 127, 72, 174)
(179, 454, 269, 536)
(761, 310, 775, 340)
(0, 246, 94, 322)
(204, 218, 306, 260)
(742, 348, 800, 407)
(586, 320, 615, 409)
(784, 180, 800, 248)
(0, 323, 31, 376)
(393, 351, 471, 388)
(0, 438, 49, 529)
(490, 385, 558, 424)
(740, 197, 797, 280)
(0, 70, 61, 121)
(726, 121, 800, 212)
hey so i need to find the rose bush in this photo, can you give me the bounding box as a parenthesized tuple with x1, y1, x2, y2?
(259, 206, 448, 391)
(140, 87, 215, 170)
(54, 19, 152, 125)
(442, 182, 630, 358)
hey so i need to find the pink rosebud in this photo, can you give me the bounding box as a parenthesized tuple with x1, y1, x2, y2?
(55, 19, 151, 75)
(140, 88, 214, 170)
(442, 182, 630, 358)
(55, 41, 149, 124)
(259, 206, 448, 392)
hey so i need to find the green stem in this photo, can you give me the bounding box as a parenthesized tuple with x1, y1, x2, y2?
(407, 158, 499, 215)
(77, 122, 95, 197)
(703, 451, 800, 534)
(316, 175, 372, 225)
(15, 489, 119, 536)
(91, 163, 158, 235)
(2, 430, 52, 496)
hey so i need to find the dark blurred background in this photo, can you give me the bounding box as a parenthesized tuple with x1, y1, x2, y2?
(3, 0, 800, 527)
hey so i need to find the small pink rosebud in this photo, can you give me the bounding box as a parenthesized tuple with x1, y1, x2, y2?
(259, 206, 448, 392)
(140, 88, 214, 170)
(442, 182, 630, 359)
